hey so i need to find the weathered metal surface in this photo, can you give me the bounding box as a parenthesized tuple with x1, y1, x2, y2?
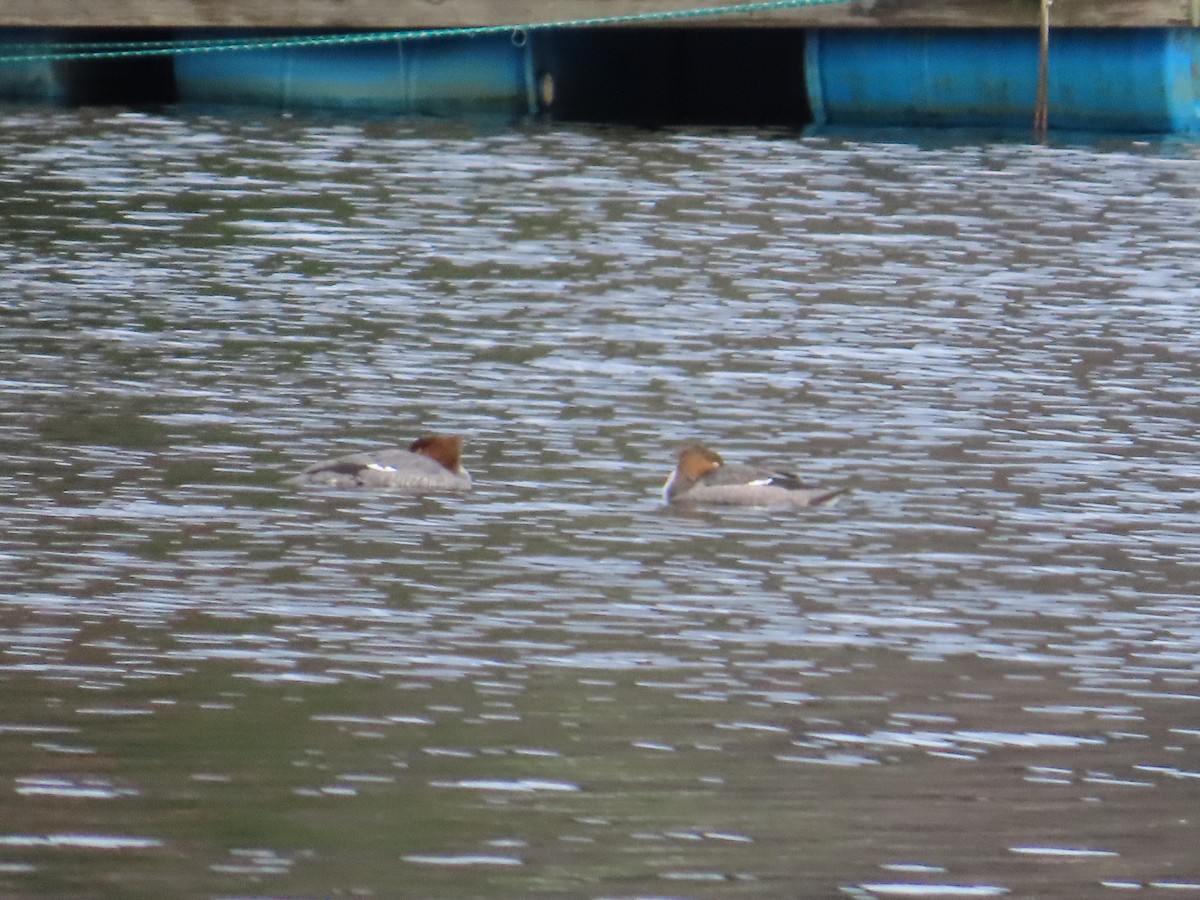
(806, 27, 1200, 131)
(0, 0, 1193, 30)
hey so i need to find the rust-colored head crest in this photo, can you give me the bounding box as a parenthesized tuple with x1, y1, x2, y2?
(409, 433, 464, 473)
(676, 444, 723, 482)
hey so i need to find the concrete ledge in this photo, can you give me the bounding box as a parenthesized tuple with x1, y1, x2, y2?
(0, 0, 1193, 30)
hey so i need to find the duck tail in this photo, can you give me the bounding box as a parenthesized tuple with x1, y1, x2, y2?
(810, 486, 851, 507)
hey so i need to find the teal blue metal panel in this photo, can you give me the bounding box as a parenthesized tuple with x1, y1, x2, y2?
(806, 28, 1200, 133)
(175, 33, 537, 117)
(0, 29, 71, 104)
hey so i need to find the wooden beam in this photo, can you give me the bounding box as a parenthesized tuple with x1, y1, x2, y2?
(0, 0, 1192, 31)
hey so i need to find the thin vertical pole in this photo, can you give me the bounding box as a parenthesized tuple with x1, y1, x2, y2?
(1034, 0, 1051, 138)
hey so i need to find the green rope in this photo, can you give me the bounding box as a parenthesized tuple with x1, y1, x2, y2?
(0, 0, 849, 64)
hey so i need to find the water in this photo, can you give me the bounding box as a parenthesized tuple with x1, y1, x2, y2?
(1, 107, 1199, 899)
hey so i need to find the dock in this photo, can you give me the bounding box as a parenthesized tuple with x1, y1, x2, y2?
(2, 0, 1198, 132)
(0, 0, 1196, 29)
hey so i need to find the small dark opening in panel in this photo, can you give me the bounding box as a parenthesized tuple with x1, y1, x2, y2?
(536, 27, 810, 127)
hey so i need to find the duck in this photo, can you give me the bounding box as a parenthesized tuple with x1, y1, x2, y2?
(289, 433, 471, 492)
(663, 443, 845, 508)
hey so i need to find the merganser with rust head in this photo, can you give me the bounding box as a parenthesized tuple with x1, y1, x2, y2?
(663, 443, 844, 508)
(289, 433, 471, 492)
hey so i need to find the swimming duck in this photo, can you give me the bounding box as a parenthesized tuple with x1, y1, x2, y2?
(289, 433, 471, 492)
(663, 443, 844, 508)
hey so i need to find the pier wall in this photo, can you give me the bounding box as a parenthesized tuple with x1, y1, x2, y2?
(2, 2, 1199, 132)
(0, 0, 1196, 30)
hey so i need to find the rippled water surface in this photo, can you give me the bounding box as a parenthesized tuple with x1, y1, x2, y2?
(1, 107, 1199, 899)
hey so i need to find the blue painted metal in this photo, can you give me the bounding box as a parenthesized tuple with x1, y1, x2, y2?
(0, 29, 71, 103)
(806, 27, 1200, 133)
(175, 32, 537, 117)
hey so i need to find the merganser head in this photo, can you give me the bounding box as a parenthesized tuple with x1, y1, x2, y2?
(663, 443, 723, 501)
(409, 433, 466, 475)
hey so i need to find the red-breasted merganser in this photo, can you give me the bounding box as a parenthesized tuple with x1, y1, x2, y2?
(663, 443, 844, 508)
(289, 433, 471, 492)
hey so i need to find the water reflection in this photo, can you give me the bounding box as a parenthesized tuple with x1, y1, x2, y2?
(0, 108, 1198, 897)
